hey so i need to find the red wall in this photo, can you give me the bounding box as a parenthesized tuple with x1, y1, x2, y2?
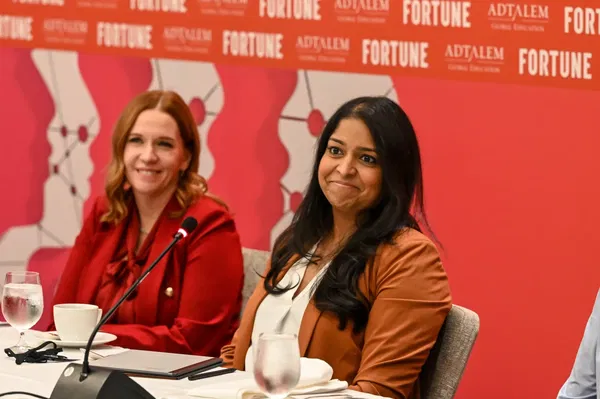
(393, 76, 600, 398)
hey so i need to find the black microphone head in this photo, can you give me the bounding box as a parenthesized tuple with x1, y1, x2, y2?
(181, 217, 198, 234)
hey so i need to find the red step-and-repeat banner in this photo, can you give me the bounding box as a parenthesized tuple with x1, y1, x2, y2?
(2, 3, 600, 399)
(1, 0, 599, 91)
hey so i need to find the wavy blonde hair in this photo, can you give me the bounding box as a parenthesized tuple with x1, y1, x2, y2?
(101, 90, 220, 224)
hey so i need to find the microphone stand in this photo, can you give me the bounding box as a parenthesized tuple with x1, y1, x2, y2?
(49, 231, 187, 399)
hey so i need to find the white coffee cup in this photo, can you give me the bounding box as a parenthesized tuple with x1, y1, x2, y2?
(53, 303, 102, 342)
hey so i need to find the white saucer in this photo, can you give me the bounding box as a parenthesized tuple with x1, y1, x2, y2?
(28, 330, 117, 348)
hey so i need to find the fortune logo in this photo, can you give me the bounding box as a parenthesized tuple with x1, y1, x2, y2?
(519, 48, 592, 80)
(402, 0, 471, 28)
(564, 7, 600, 35)
(0, 15, 33, 41)
(222, 30, 284, 59)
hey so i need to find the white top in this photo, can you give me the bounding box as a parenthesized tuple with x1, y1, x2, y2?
(245, 250, 330, 371)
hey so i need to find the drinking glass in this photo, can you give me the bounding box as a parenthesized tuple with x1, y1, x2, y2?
(253, 333, 301, 399)
(1, 271, 44, 353)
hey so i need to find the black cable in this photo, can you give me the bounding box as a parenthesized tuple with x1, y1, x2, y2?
(0, 392, 49, 399)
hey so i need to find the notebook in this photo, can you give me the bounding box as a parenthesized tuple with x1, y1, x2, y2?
(90, 349, 223, 380)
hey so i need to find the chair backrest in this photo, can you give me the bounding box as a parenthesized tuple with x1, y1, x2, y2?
(419, 304, 480, 399)
(241, 248, 270, 312)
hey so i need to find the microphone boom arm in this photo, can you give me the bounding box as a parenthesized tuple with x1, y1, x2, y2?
(49, 217, 198, 399)
(80, 233, 184, 378)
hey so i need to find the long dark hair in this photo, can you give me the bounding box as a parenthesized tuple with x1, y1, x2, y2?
(264, 96, 433, 333)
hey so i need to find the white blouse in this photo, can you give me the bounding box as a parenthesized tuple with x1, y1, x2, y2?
(245, 251, 330, 371)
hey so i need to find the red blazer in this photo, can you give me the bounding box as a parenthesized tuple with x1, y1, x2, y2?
(50, 194, 244, 357)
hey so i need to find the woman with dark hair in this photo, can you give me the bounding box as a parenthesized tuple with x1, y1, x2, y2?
(221, 96, 451, 399)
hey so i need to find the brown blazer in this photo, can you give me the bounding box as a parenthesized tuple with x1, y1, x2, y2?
(221, 228, 452, 399)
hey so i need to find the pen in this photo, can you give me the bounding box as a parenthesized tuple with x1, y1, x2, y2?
(188, 367, 236, 381)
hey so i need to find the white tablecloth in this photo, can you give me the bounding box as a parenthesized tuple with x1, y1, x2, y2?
(0, 327, 382, 399)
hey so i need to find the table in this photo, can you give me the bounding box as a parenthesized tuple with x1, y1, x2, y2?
(0, 327, 381, 399)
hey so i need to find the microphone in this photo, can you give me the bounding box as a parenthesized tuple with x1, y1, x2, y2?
(49, 217, 198, 399)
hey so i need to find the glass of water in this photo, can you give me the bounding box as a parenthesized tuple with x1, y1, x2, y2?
(253, 333, 301, 399)
(1, 271, 44, 353)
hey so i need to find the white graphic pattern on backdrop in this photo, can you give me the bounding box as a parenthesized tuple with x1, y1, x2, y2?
(0, 52, 397, 288)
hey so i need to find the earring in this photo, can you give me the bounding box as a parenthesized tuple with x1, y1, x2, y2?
(123, 180, 131, 190)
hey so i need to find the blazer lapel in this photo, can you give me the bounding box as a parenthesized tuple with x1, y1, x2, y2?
(298, 300, 323, 356)
(135, 198, 181, 326)
(298, 251, 325, 356)
(78, 223, 126, 304)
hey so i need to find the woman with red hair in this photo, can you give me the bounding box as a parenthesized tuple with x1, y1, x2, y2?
(51, 90, 244, 356)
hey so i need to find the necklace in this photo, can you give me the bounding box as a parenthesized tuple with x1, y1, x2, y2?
(140, 228, 149, 235)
